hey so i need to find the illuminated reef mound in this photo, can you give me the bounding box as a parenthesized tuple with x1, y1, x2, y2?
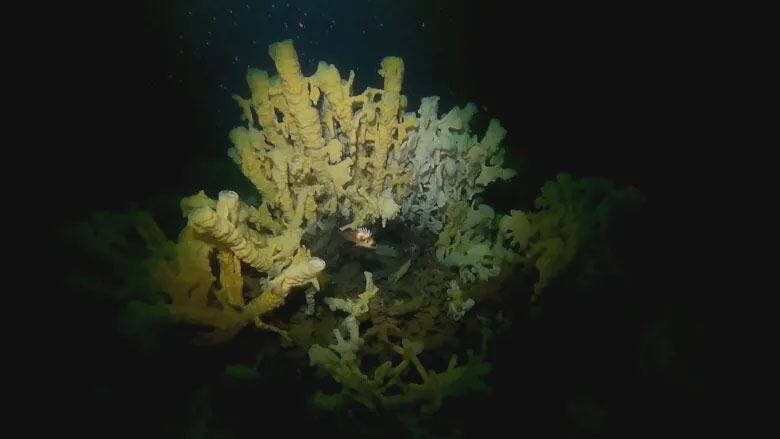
(71, 39, 643, 425)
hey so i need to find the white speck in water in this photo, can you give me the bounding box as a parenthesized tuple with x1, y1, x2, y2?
(298, 22, 304, 28)
(422, 22, 425, 28)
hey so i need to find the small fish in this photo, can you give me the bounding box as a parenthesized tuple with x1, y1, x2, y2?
(341, 227, 377, 250)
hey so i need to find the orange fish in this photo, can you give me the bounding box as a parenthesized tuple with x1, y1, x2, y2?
(341, 227, 377, 250)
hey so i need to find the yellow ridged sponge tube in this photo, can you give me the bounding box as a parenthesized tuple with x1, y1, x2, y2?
(268, 39, 324, 151)
(243, 252, 326, 317)
(378, 56, 404, 93)
(188, 206, 273, 272)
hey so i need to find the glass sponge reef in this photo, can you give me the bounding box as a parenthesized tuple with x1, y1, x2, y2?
(70, 39, 644, 431)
